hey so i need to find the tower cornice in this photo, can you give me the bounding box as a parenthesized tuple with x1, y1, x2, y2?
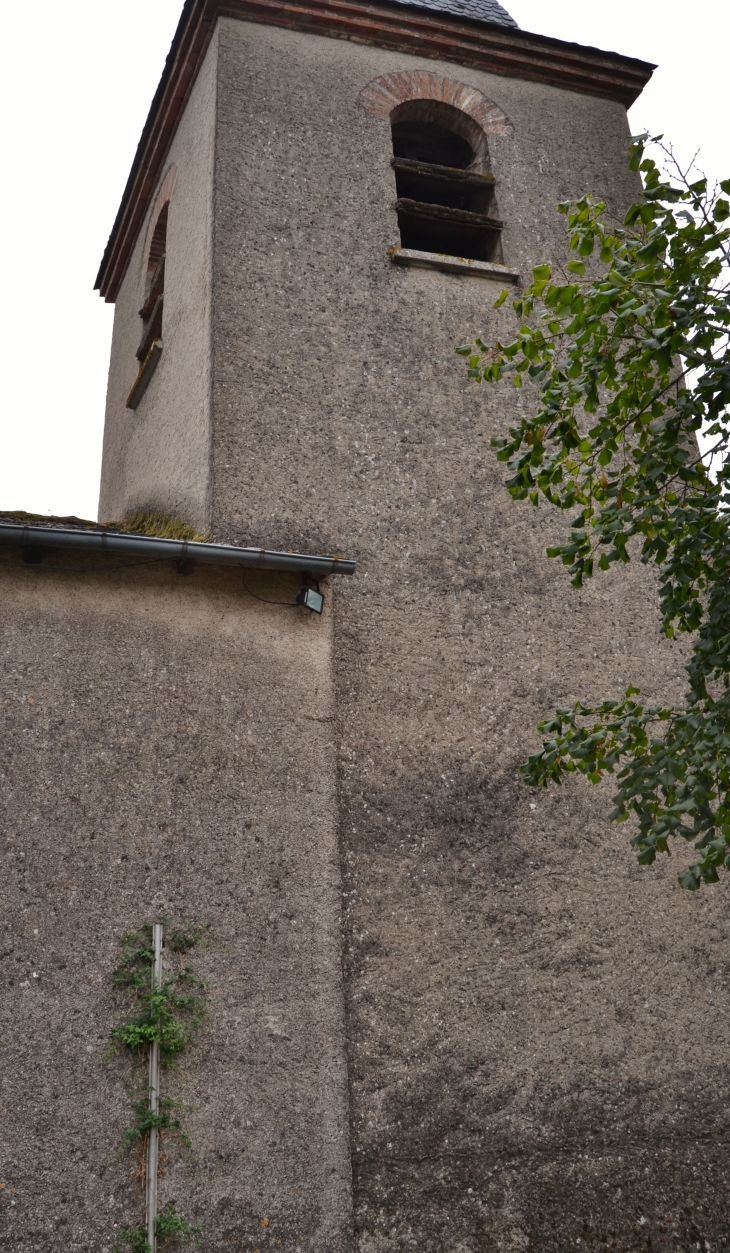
(94, 0, 654, 302)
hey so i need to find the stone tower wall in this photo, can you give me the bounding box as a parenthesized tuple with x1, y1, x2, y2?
(80, 11, 730, 1250)
(97, 28, 219, 531)
(208, 18, 730, 1251)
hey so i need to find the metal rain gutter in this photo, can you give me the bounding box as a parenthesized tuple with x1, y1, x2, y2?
(0, 523, 356, 577)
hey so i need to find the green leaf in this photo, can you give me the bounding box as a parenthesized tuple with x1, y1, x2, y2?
(458, 143, 730, 890)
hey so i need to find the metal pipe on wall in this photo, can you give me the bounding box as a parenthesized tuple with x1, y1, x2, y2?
(146, 923, 163, 1252)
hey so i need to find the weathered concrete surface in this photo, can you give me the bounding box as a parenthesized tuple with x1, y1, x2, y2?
(205, 18, 730, 1250)
(97, 27, 219, 532)
(0, 555, 352, 1252)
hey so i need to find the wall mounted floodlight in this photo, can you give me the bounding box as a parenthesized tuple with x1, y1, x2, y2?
(296, 583, 324, 614)
(241, 570, 325, 613)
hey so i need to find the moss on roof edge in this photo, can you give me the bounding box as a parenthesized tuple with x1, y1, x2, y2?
(0, 509, 208, 543)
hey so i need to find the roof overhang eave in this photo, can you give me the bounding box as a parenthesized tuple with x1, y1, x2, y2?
(94, 0, 655, 303)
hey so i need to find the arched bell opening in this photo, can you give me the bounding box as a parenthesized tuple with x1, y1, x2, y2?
(390, 100, 503, 262)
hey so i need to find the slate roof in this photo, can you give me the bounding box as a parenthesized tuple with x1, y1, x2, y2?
(392, 0, 518, 26)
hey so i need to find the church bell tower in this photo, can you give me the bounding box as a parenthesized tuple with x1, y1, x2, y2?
(83, 0, 727, 1247)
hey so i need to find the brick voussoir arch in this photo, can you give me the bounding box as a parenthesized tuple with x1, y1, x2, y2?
(141, 164, 177, 274)
(358, 71, 513, 136)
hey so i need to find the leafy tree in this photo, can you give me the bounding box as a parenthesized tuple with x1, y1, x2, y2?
(459, 137, 730, 889)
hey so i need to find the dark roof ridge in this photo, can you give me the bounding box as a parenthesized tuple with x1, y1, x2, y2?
(395, 0, 518, 26)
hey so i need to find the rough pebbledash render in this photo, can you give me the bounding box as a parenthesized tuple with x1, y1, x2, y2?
(0, 557, 351, 1252)
(98, 27, 219, 531)
(3, 1, 729, 1250)
(206, 19, 730, 1249)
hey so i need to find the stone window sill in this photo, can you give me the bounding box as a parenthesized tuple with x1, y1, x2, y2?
(389, 247, 520, 283)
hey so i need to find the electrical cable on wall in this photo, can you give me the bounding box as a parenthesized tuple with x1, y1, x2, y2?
(241, 571, 324, 614)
